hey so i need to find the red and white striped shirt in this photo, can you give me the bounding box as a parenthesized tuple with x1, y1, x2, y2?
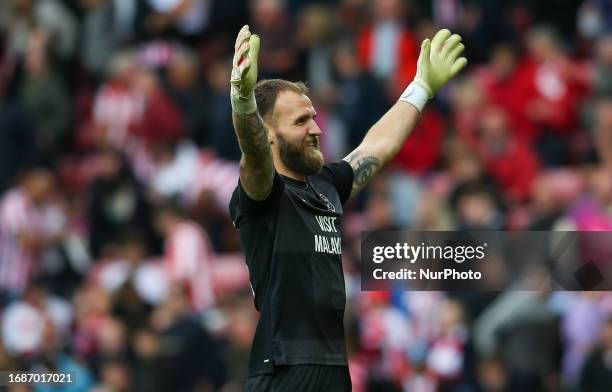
(133, 144, 239, 212)
(92, 81, 144, 148)
(166, 220, 216, 311)
(185, 150, 239, 211)
(0, 189, 47, 293)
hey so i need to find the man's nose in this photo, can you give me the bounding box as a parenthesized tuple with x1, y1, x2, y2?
(308, 120, 322, 135)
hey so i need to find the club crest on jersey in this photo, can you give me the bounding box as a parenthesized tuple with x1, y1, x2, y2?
(319, 193, 335, 212)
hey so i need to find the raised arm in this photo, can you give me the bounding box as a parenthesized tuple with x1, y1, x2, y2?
(343, 29, 467, 197)
(231, 25, 274, 201)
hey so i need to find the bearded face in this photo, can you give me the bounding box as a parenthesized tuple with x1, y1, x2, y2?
(277, 132, 324, 175)
(268, 90, 324, 176)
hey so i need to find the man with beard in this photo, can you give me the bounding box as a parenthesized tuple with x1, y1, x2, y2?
(228, 25, 467, 391)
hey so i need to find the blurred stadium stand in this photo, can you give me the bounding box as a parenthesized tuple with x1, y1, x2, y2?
(1, 0, 612, 391)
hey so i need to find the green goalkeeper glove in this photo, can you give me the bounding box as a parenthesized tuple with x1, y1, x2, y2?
(230, 25, 261, 114)
(400, 29, 467, 112)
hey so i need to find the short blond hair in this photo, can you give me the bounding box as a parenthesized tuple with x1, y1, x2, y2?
(254, 79, 309, 121)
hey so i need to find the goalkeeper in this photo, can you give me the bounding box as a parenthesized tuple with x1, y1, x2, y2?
(229, 25, 466, 391)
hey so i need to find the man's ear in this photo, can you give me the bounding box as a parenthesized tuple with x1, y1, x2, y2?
(264, 120, 276, 145)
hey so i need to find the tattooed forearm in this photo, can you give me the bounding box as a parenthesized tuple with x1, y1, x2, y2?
(351, 156, 380, 186)
(233, 111, 270, 157)
(233, 111, 274, 200)
(342, 100, 421, 199)
(345, 154, 381, 196)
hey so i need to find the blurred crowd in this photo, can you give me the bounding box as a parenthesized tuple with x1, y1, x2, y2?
(1, 0, 612, 391)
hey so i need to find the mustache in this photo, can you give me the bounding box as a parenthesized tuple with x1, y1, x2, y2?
(304, 136, 319, 148)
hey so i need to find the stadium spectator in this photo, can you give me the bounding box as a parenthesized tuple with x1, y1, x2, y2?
(558, 293, 612, 385)
(86, 148, 156, 258)
(331, 40, 389, 151)
(19, 32, 71, 161)
(474, 106, 539, 203)
(1, 282, 72, 358)
(0, 86, 38, 193)
(86, 233, 164, 332)
(198, 58, 240, 160)
(580, 316, 612, 391)
(357, 0, 419, 97)
(0, 0, 77, 63)
(520, 26, 590, 165)
(561, 166, 612, 231)
(452, 181, 506, 230)
(474, 291, 561, 391)
(130, 328, 163, 392)
(426, 299, 468, 386)
(150, 283, 226, 391)
(251, 0, 300, 80)
(130, 67, 185, 145)
(475, 355, 511, 392)
(165, 49, 210, 146)
(528, 169, 585, 230)
(85, 52, 142, 149)
(154, 203, 216, 312)
(295, 4, 336, 93)
(391, 106, 445, 174)
(592, 32, 612, 97)
(475, 43, 533, 142)
(78, 0, 148, 78)
(0, 168, 65, 297)
(91, 358, 132, 392)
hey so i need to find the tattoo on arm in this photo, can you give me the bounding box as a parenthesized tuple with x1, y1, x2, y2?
(345, 154, 381, 197)
(233, 111, 269, 156)
(233, 111, 274, 200)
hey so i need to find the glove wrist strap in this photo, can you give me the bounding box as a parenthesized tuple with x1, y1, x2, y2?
(398, 81, 429, 113)
(231, 86, 257, 115)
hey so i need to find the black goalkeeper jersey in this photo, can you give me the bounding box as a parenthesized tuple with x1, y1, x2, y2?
(229, 161, 354, 377)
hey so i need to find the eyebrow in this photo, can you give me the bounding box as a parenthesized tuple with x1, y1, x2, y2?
(293, 112, 317, 124)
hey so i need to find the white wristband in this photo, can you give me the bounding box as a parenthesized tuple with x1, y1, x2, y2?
(398, 81, 429, 113)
